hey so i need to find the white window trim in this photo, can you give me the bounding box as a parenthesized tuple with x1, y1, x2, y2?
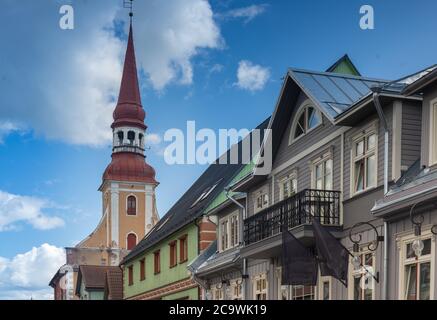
(397, 229, 435, 300)
(318, 275, 332, 300)
(218, 211, 240, 252)
(253, 273, 268, 300)
(253, 187, 269, 214)
(347, 246, 376, 300)
(289, 100, 323, 145)
(229, 279, 243, 300)
(278, 172, 298, 201)
(349, 124, 378, 197)
(126, 193, 138, 216)
(310, 151, 333, 190)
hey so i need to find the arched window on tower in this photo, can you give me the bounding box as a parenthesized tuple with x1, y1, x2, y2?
(127, 195, 137, 215)
(139, 133, 144, 149)
(128, 131, 135, 145)
(117, 131, 124, 145)
(127, 233, 137, 250)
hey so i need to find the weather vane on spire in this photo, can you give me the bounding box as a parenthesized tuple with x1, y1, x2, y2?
(123, 0, 134, 21)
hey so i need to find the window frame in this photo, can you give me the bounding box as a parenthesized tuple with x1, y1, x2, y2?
(347, 246, 376, 300)
(350, 127, 378, 197)
(140, 258, 146, 281)
(291, 285, 316, 300)
(126, 194, 137, 216)
(289, 101, 323, 145)
(128, 265, 133, 286)
(254, 187, 269, 214)
(398, 230, 435, 300)
(311, 152, 334, 191)
(169, 240, 177, 268)
(278, 173, 297, 201)
(318, 276, 332, 301)
(179, 235, 188, 263)
(218, 211, 240, 252)
(253, 274, 268, 300)
(154, 250, 161, 274)
(126, 232, 137, 250)
(230, 279, 243, 300)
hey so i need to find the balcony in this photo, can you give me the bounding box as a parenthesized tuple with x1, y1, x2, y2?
(243, 189, 341, 246)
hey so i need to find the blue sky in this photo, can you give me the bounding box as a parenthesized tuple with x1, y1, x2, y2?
(1, 0, 437, 299)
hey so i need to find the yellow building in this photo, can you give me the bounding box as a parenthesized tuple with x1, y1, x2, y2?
(49, 22, 159, 300)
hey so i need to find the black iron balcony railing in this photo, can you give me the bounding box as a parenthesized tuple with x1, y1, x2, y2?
(244, 189, 341, 245)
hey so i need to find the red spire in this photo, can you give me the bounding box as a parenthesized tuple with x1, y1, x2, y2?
(112, 22, 146, 130)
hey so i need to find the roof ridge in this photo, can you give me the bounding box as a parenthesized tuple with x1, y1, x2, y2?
(288, 67, 389, 82)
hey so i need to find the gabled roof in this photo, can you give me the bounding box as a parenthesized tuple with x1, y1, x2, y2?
(288, 68, 389, 121)
(325, 54, 361, 76)
(104, 267, 123, 300)
(76, 265, 120, 295)
(122, 121, 268, 264)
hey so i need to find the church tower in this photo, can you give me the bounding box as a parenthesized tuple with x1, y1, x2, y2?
(50, 16, 159, 300)
(74, 22, 159, 265)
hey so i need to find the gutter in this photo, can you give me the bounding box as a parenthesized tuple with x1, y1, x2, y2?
(371, 87, 389, 300)
(225, 187, 248, 300)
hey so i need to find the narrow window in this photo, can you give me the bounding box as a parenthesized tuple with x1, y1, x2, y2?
(220, 220, 229, 251)
(431, 103, 437, 165)
(179, 235, 188, 263)
(140, 259, 145, 281)
(154, 250, 161, 274)
(127, 195, 136, 215)
(169, 241, 177, 268)
(353, 133, 376, 194)
(117, 131, 124, 144)
(280, 176, 297, 200)
(351, 251, 375, 300)
(127, 233, 137, 250)
(254, 276, 267, 300)
(127, 131, 135, 145)
(128, 265, 133, 286)
(314, 158, 333, 190)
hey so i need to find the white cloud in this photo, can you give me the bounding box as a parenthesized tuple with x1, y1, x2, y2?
(145, 133, 162, 145)
(130, 0, 222, 91)
(219, 4, 268, 23)
(235, 60, 270, 92)
(0, 190, 65, 231)
(0, 244, 65, 300)
(0, 121, 24, 143)
(0, 1, 223, 146)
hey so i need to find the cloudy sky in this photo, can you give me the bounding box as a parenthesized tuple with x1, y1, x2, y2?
(1, 0, 437, 299)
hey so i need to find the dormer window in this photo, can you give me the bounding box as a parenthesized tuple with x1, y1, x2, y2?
(290, 103, 322, 143)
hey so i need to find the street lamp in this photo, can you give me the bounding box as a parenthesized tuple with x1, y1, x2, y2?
(348, 222, 384, 282)
(409, 202, 437, 257)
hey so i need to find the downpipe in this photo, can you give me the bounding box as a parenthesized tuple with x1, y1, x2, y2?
(225, 188, 248, 300)
(372, 90, 389, 300)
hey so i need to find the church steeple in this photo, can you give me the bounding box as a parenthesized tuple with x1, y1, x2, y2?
(112, 22, 146, 131)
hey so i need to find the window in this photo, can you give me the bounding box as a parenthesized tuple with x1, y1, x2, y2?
(127, 195, 136, 215)
(313, 157, 333, 190)
(154, 250, 161, 274)
(291, 104, 322, 142)
(212, 287, 224, 300)
(352, 132, 377, 194)
(319, 277, 331, 300)
(350, 250, 375, 300)
(140, 259, 145, 281)
(291, 285, 315, 300)
(127, 233, 137, 250)
(127, 131, 135, 145)
(230, 279, 243, 300)
(253, 274, 267, 300)
(254, 189, 269, 213)
(219, 213, 239, 252)
(128, 265, 133, 286)
(400, 233, 434, 300)
(117, 131, 124, 144)
(279, 175, 297, 200)
(179, 235, 188, 263)
(276, 268, 290, 300)
(230, 215, 239, 247)
(169, 241, 177, 268)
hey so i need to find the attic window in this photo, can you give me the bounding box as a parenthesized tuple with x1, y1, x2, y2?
(190, 180, 221, 209)
(290, 103, 322, 143)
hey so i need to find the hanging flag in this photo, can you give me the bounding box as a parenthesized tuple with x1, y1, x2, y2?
(312, 218, 349, 286)
(282, 229, 318, 286)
